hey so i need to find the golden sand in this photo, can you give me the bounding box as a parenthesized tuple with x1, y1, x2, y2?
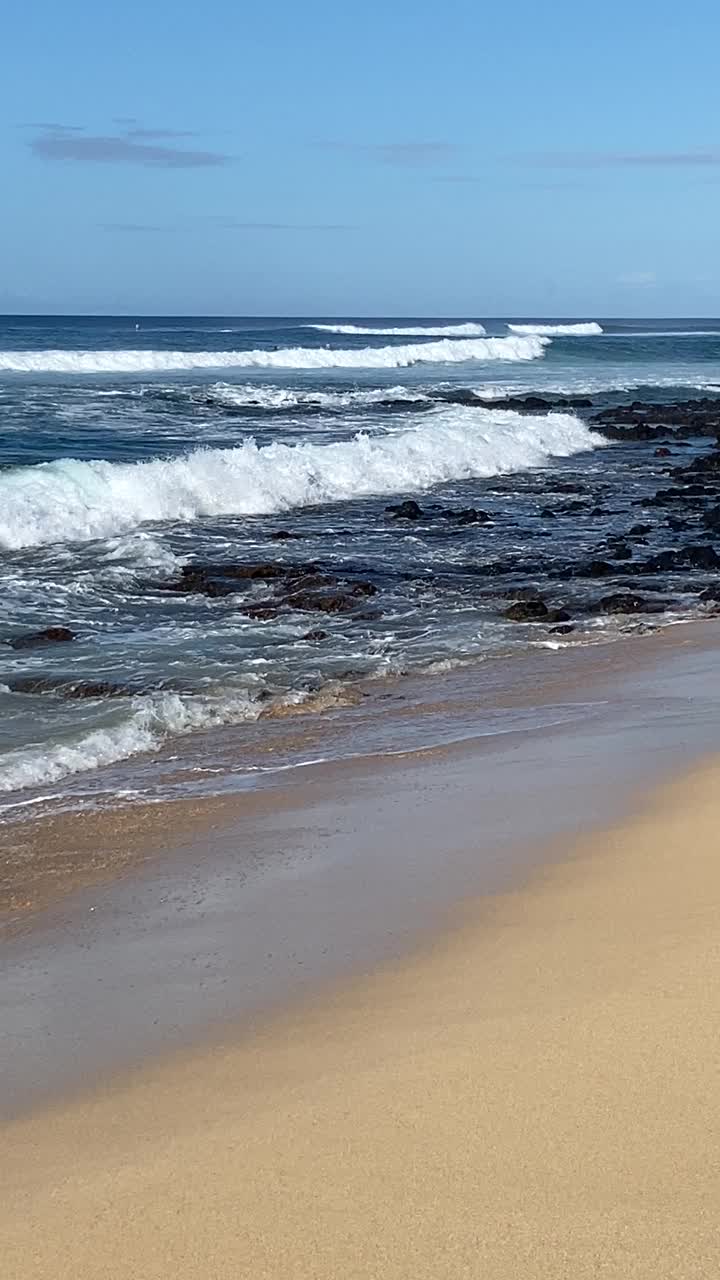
(3, 762, 720, 1278)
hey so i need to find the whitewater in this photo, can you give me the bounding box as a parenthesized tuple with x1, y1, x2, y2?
(0, 407, 599, 550)
(3, 312, 720, 809)
(308, 322, 487, 337)
(0, 334, 547, 375)
(508, 322, 603, 337)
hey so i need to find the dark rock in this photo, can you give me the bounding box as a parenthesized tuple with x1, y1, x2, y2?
(592, 399, 720, 445)
(461, 393, 593, 414)
(242, 604, 281, 620)
(608, 542, 633, 560)
(667, 517, 691, 532)
(303, 629, 328, 641)
(629, 524, 652, 536)
(598, 593, 650, 615)
(575, 560, 616, 578)
(545, 608, 571, 623)
(438, 507, 491, 525)
(386, 500, 423, 521)
(641, 544, 720, 573)
(6, 676, 138, 699)
(455, 507, 492, 525)
(654, 447, 672, 457)
(183, 562, 289, 582)
(164, 561, 324, 598)
(286, 590, 363, 615)
(702, 506, 720, 532)
(505, 600, 549, 622)
(540, 508, 557, 519)
(9, 626, 76, 651)
(270, 530, 302, 541)
(549, 624, 575, 635)
(552, 482, 588, 495)
(684, 544, 720, 570)
(677, 452, 720, 476)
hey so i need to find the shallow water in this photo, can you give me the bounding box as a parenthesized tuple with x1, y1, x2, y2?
(1, 313, 719, 805)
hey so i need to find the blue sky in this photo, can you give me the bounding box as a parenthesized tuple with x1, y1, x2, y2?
(2, 0, 719, 315)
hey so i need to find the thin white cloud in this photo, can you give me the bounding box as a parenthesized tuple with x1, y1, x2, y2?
(617, 272, 657, 287)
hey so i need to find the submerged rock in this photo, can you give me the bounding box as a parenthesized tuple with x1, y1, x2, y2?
(6, 676, 139, 699)
(574, 560, 617, 578)
(386, 500, 423, 521)
(640, 545, 720, 573)
(607, 541, 633, 560)
(504, 599, 549, 621)
(597, 593, 654, 615)
(440, 507, 492, 525)
(8, 627, 76, 651)
(702, 506, 720, 532)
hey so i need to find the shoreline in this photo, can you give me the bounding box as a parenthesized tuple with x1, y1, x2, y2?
(3, 616, 719, 930)
(3, 619, 720, 1117)
(3, 749, 720, 1275)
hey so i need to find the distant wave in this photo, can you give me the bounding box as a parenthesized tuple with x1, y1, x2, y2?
(308, 322, 487, 337)
(508, 322, 603, 337)
(0, 334, 547, 375)
(0, 405, 599, 550)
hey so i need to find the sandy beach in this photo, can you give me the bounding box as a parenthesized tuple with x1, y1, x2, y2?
(3, 748, 720, 1278)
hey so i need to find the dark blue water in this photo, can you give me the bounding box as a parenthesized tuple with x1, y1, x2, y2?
(1, 315, 719, 808)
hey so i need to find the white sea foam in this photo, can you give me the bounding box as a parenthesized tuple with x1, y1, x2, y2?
(0, 405, 600, 550)
(0, 334, 547, 375)
(205, 382, 431, 411)
(508, 322, 603, 337)
(307, 322, 487, 337)
(471, 373, 720, 398)
(0, 690, 261, 793)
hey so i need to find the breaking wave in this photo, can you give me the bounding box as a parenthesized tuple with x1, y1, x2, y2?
(0, 405, 600, 550)
(0, 689, 261, 793)
(307, 322, 487, 337)
(202, 382, 433, 412)
(0, 334, 547, 375)
(508, 322, 603, 337)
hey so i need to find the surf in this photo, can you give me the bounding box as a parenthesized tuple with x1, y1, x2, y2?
(0, 334, 547, 375)
(0, 405, 600, 550)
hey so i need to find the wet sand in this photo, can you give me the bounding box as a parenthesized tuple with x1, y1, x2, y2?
(3, 750, 720, 1277)
(4, 624, 720, 1115)
(3, 619, 720, 930)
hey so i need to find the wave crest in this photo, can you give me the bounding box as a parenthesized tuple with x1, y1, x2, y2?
(0, 689, 260, 793)
(0, 406, 599, 550)
(308, 322, 487, 337)
(0, 334, 547, 375)
(508, 322, 603, 337)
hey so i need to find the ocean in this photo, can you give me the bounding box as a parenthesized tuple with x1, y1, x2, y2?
(1, 314, 720, 813)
